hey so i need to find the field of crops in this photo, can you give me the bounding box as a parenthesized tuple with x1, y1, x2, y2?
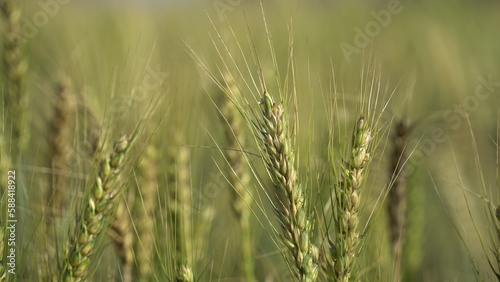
(0, 0, 499, 281)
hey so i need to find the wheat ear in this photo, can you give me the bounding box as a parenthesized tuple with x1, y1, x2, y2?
(60, 135, 130, 281)
(258, 92, 318, 281)
(110, 201, 134, 282)
(133, 145, 158, 279)
(219, 75, 255, 281)
(49, 78, 76, 215)
(387, 120, 409, 279)
(1, 0, 28, 163)
(331, 116, 372, 282)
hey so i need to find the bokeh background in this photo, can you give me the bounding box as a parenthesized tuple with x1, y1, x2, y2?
(4, 0, 500, 281)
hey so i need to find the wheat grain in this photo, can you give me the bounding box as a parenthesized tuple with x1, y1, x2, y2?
(60, 135, 130, 281)
(257, 92, 318, 281)
(177, 264, 194, 282)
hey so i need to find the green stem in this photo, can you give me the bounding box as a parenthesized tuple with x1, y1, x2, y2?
(240, 209, 256, 282)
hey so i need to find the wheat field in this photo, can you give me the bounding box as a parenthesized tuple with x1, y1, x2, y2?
(0, 0, 499, 281)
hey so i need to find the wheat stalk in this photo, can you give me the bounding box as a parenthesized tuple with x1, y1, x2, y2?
(387, 120, 409, 279)
(218, 74, 255, 281)
(329, 116, 372, 282)
(60, 135, 130, 281)
(257, 92, 318, 281)
(133, 144, 158, 279)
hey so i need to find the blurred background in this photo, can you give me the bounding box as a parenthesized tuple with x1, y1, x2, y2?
(6, 0, 500, 281)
